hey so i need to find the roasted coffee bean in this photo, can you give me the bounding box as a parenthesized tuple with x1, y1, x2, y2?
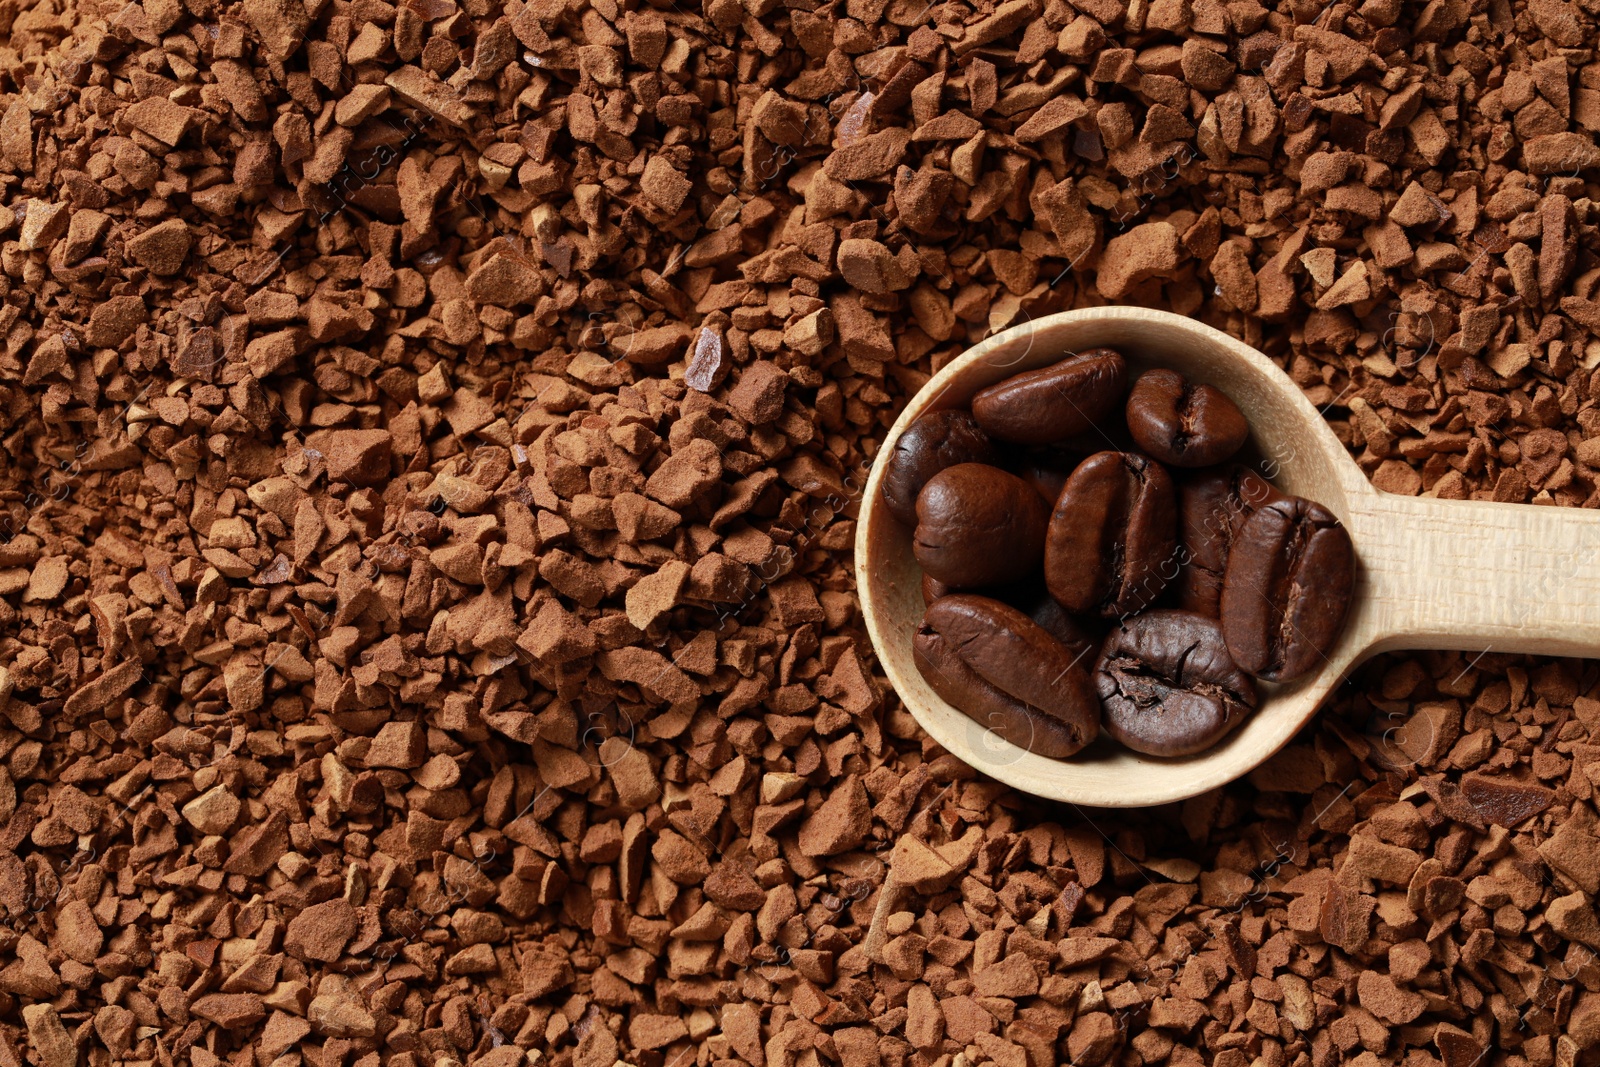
(914, 630, 1092, 759)
(1094, 610, 1257, 757)
(915, 595, 1099, 757)
(921, 572, 954, 605)
(1045, 452, 1177, 617)
(1018, 452, 1080, 505)
(1221, 497, 1355, 681)
(971, 348, 1128, 446)
(926, 595, 1101, 733)
(881, 409, 1002, 526)
(1176, 465, 1286, 617)
(1125, 368, 1250, 467)
(914, 463, 1049, 588)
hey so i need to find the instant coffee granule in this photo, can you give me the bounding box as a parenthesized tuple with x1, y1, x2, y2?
(0, 0, 1598, 1062)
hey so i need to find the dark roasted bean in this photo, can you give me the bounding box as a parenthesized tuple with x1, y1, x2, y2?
(881, 409, 1002, 526)
(914, 463, 1049, 588)
(1094, 610, 1257, 757)
(1045, 452, 1177, 617)
(915, 595, 1099, 757)
(1019, 461, 1070, 505)
(921, 572, 954, 605)
(1220, 497, 1355, 681)
(1125, 368, 1249, 467)
(971, 348, 1128, 446)
(925, 595, 1100, 729)
(1176, 465, 1285, 617)
(914, 630, 1092, 759)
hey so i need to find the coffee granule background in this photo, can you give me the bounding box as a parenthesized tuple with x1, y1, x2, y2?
(0, 0, 1598, 1062)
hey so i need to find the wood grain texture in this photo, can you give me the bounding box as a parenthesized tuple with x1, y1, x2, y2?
(855, 306, 1600, 807)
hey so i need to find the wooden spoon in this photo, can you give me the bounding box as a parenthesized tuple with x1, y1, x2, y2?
(856, 306, 1599, 807)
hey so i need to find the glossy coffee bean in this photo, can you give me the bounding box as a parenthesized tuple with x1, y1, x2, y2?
(1045, 452, 1177, 617)
(914, 463, 1048, 589)
(971, 348, 1128, 446)
(915, 595, 1099, 757)
(1094, 610, 1257, 757)
(1176, 465, 1285, 617)
(1125, 369, 1249, 468)
(1220, 497, 1355, 681)
(915, 630, 1091, 759)
(921, 572, 954, 606)
(881, 410, 1002, 526)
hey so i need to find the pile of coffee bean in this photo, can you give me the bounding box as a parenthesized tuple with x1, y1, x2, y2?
(884, 347, 1356, 760)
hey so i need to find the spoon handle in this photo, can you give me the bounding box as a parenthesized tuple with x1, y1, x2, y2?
(1347, 491, 1600, 659)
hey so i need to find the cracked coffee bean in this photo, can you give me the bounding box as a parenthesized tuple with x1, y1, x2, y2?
(1095, 610, 1257, 757)
(971, 348, 1128, 446)
(1221, 497, 1356, 682)
(914, 595, 1100, 758)
(1177, 465, 1286, 617)
(1125, 368, 1250, 468)
(881, 409, 1002, 526)
(1045, 452, 1177, 617)
(914, 463, 1049, 589)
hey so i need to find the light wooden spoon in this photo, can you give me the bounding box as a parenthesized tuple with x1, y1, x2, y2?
(856, 305, 1600, 807)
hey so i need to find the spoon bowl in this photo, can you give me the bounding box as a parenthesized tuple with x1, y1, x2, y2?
(856, 306, 1600, 807)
